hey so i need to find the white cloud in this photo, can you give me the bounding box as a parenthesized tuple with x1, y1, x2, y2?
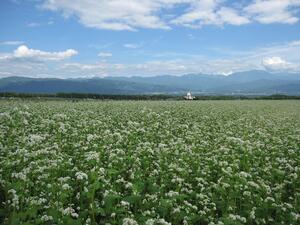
(246, 40, 300, 63)
(221, 70, 233, 76)
(98, 52, 112, 57)
(172, 2, 250, 27)
(262, 56, 287, 66)
(2, 45, 78, 61)
(262, 56, 296, 71)
(245, 0, 300, 24)
(57, 60, 191, 77)
(55, 40, 300, 75)
(205, 40, 300, 72)
(0, 71, 12, 76)
(39, 0, 300, 30)
(217, 7, 250, 25)
(1, 40, 300, 78)
(171, 0, 219, 27)
(0, 41, 24, 45)
(41, 0, 175, 30)
(62, 63, 106, 71)
(124, 43, 143, 49)
(289, 40, 300, 46)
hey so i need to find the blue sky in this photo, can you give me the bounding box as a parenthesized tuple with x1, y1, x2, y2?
(1, 0, 300, 78)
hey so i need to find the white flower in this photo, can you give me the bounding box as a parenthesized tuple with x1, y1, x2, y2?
(41, 215, 53, 222)
(157, 219, 171, 225)
(28, 134, 44, 144)
(122, 218, 138, 225)
(250, 208, 256, 220)
(85, 151, 99, 161)
(62, 207, 78, 218)
(86, 218, 91, 225)
(8, 189, 19, 209)
(145, 219, 155, 225)
(62, 183, 71, 190)
(172, 207, 180, 214)
(75, 171, 88, 180)
(87, 134, 94, 142)
(121, 201, 130, 207)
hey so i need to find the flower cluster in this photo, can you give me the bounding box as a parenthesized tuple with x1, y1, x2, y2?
(0, 100, 299, 224)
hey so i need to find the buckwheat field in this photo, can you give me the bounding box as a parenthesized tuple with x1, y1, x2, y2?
(0, 100, 299, 225)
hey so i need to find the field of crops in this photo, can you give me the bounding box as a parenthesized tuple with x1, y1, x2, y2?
(0, 100, 299, 225)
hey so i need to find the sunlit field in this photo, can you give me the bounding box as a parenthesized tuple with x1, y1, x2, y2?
(1, 100, 299, 225)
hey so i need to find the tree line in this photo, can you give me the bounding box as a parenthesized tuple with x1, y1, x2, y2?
(0, 92, 299, 100)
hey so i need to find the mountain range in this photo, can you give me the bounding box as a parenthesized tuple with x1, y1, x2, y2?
(0, 70, 300, 95)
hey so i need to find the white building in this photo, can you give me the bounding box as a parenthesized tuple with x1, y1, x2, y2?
(184, 92, 194, 100)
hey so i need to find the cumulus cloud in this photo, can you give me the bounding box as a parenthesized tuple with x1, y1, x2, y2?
(262, 56, 287, 66)
(1, 40, 300, 78)
(172, 3, 250, 27)
(217, 7, 250, 25)
(98, 52, 112, 57)
(41, 0, 174, 30)
(262, 56, 294, 70)
(40, 0, 300, 31)
(245, 0, 300, 24)
(1, 45, 78, 61)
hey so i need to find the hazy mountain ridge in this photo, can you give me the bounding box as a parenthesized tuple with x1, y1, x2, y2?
(0, 77, 181, 94)
(0, 70, 300, 95)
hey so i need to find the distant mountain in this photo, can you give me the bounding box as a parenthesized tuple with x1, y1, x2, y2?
(0, 70, 300, 95)
(106, 70, 300, 93)
(213, 79, 300, 94)
(0, 77, 181, 94)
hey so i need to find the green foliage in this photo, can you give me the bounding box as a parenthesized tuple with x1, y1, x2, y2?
(0, 100, 299, 224)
